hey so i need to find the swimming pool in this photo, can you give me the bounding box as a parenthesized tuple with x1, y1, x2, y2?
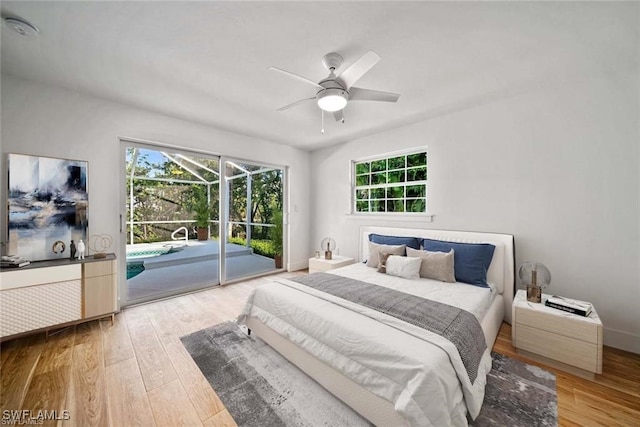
(127, 262, 146, 280)
(127, 247, 172, 260)
(126, 244, 183, 279)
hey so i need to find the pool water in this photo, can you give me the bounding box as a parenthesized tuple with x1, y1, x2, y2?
(127, 262, 145, 279)
(127, 247, 172, 260)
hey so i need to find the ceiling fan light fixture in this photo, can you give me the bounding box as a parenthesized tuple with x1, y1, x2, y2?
(317, 88, 348, 112)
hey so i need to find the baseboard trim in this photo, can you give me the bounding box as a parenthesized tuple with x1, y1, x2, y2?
(604, 327, 640, 354)
(288, 260, 308, 272)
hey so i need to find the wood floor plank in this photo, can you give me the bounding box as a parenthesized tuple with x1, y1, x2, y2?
(164, 295, 213, 336)
(34, 327, 76, 374)
(147, 378, 203, 427)
(0, 334, 45, 411)
(105, 357, 154, 427)
(101, 312, 135, 367)
(21, 328, 75, 426)
(195, 288, 243, 323)
(573, 388, 640, 426)
(1, 338, 17, 365)
(558, 417, 584, 427)
(561, 372, 640, 412)
(185, 293, 227, 331)
(202, 409, 237, 427)
(22, 369, 71, 426)
(162, 335, 225, 421)
(124, 308, 177, 391)
(63, 322, 108, 427)
(144, 299, 189, 343)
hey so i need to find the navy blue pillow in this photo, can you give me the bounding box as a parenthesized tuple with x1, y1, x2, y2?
(369, 234, 420, 250)
(420, 238, 495, 287)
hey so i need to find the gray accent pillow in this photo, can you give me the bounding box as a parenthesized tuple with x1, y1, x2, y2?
(406, 247, 456, 283)
(366, 242, 406, 268)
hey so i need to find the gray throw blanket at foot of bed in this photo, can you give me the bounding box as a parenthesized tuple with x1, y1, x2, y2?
(292, 272, 486, 384)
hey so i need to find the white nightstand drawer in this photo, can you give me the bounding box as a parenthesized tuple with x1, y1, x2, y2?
(308, 256, 355, 273)
(515, 324, 598, 372)
(515, 305, 598, 344)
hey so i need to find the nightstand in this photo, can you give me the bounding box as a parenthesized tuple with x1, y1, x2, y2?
(308, 255, 355, 274)
(512, 289, 603, 379)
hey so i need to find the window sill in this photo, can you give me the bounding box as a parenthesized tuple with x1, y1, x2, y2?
(345, 213, 434, 222)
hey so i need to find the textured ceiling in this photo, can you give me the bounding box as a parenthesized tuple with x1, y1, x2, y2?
(1, 1, 637, 150)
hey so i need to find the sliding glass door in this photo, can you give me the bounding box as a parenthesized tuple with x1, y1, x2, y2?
(121, 142, 285, 306)
(222, 159, 284, 282)
(124, 145, 221, 304)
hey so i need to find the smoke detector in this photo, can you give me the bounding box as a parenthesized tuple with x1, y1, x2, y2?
(3, 17, 39, 38)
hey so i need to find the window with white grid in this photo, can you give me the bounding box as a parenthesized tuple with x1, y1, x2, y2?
(352, 150, 427, 214)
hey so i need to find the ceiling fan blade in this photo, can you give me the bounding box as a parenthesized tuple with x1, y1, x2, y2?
(277, 97, 316, 111)
(337, 51, 381, 89)
(349, 87, 400, 103)
(269, 67, 323, 89)
(332, 110, 344, 122)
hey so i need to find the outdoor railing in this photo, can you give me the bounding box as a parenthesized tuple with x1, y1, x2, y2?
(126, 219, 274, 245)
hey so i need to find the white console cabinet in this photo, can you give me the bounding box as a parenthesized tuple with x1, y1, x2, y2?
(0, 254, 117, 341)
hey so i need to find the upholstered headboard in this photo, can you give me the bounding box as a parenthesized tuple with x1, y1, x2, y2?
(360, 226, 515, 324)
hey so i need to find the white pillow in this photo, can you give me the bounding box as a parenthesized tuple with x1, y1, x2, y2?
(385, 255, 422, 280)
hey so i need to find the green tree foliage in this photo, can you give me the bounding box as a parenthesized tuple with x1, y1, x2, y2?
(228, 167, 283, 240)
(126, 149, 283, 244)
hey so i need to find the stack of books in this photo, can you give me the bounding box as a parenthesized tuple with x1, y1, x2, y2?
(0, 255, 31, 268)
(545, 295, 593, 317)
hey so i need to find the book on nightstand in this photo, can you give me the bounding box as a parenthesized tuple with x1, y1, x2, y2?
(545, 295, 593, 317)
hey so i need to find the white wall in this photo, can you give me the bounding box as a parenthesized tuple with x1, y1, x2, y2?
(0, 74, 311, 292)
(310, 73, 640, 353)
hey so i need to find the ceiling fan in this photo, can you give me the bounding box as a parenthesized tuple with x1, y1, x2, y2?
(270, 51, 400, 128)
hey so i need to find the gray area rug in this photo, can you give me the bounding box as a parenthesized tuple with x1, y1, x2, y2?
(181, 322, 557, 427)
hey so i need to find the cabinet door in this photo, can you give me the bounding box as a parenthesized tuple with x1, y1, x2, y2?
(1, 280, 82, 337)
(83, 275, 116, 318)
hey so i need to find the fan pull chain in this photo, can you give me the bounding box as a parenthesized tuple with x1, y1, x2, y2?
(321, 110, 325, 134)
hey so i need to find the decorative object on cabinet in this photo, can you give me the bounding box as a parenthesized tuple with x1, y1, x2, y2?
(518, 262, 551, 303)
(89, 233, 113, 259)
(320, 237, 336, 260)
(52, 240, 66, 254)
(7, 153, 88, 262)
(77, 239, 86, 259)
(70, 240, 77, 259)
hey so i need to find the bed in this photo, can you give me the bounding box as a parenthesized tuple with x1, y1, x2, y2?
(238, 226, 515, 426)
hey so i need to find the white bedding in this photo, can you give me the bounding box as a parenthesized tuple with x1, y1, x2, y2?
(238, 264, 495, 426)
(329, 263, 497, 320)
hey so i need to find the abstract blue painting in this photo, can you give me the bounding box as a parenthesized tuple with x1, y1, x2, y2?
(7, 154, 88, 261)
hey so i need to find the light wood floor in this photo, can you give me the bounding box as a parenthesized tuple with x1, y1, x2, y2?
(2, 271, 639, 426)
